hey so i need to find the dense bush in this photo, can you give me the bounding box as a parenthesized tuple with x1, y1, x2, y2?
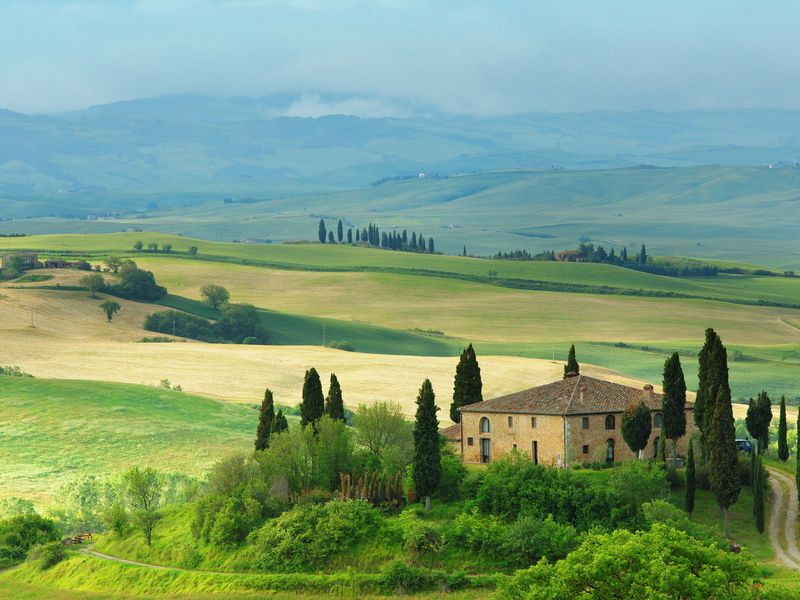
(401, 519, 447, 556)
(498, 515, 579, 568)
(475, 456, 638, 531)
(607, 460, 669, 508)
(104, 261, 166, 301)
(208, 495, 262, 547)
(144, 310, 222, 342)
(0, 514, 60, 569)
(641, 500, 724, 549)
(144, 304, 268, 344)
(379, 560, 467, 594)
(435, 449, 468, 502)
(452, 509, 505, 557)
(252, 500, 382, 572)
(31, 540, 66, 570)
(493, 524, 757, 600)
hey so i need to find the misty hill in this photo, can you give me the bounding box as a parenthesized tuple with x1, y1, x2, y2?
(1, 94, 800, 214)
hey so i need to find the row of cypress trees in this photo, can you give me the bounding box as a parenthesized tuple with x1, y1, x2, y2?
(317, 219, 435, 253)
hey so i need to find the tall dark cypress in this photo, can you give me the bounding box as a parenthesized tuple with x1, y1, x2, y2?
(450, 344, 483, 422)
(419, 237, 427, 253)
(318, 220, 327, 244)
(778, 395, 789, 462)
(639, 244, 647, 264)
(301, 368, 325, 428)
(337, 219, 344, 243)
(662, 352, 687, 467)
(685, 438, 696, 514)
(707, 386, 741, 538)
(745, 391, 772, 455)
(255, 388, 275, 451)
(401, 230, 408, 249)
(428, 238, 435, 253)
(563, 344, 579, 378)
(361, 227, 368, 243)
(272, 409, 288, 434)
(325, 373, 346, 422)
(411, 232, 418, 251)
(413, 379, 441, 511)
(754, 455, 765, 533)
(347, 228, 353, 244)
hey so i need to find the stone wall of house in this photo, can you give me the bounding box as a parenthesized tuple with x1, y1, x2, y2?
(459, 408, 695, 466)
(460, 411, 565, 466)
(566, 408, 695, 463)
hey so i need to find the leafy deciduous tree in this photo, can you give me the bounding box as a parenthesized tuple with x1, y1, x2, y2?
(621, 400, 652, 459)
(201, 284, 230, 310)
(81, 273, 105, 298)
(99, 300, 121, 322)
(123, 467, 162, 546)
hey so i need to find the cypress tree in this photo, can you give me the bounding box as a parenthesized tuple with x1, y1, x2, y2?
(745, 391, 772, 455)
(662, 352, 687, 467)
(657, 426, 667, 463)
(685, 439, 696, 514)
(463, 245, 467, 257)
(419, 237, 427, 253)
(707, 387, 741, 538)
(328, 230, 335, 244)
(413, 379, 441, 511)
(750, 444, 757, 489)
(411, 232, 418, 251)
(621, 246, 628, 261)
(778, 395, 789, 462)
(325, 373, 346, 422)
(563, 344, 579, 378)
(639, 244, 647, 264)
(355, 229, 360, 242)
(621, 400, 652, 459)
(272, 409, 288, 434)
(796, 408, 800, 509)
(318, 220, 327, 244)
(450, 344, 483, 422)
(401, 230, 408, 249)
(301, 368, 325, 428)
(695, 329, 717, 459)
(337, 219, 344, 243)
(362, 227, 368, 243)
(754, 455, 765, 533)
(429, 238, 435, 253)
(255, 388, 275, 451)
(347, 228, 353, 244)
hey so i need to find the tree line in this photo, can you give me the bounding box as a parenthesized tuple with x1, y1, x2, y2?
(494, 243, 719, 277)
(318, 219, 436, 254)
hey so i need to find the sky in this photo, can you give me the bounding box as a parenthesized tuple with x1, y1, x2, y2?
(1, 0, 799, 116)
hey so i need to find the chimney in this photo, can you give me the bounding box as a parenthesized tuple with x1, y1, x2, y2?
(579, 384, 585, 402)
(565, 371, 578, 378)
(643, 384, 654, 403)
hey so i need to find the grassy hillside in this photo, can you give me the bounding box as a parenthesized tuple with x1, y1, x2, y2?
(2, 164, 800, 267)
(0, 378, 266, 500)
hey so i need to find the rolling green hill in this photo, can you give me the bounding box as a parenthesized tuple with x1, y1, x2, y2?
(2, 164, 799, 268)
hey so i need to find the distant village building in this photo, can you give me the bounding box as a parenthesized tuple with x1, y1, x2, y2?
(1, 251, 40, 270)
(450, 374, 694, 466)
(555, 250, 582, 262)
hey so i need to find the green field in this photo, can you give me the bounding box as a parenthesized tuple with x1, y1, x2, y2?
(0, 378, 270, 500)
(3, 165, 800, 267)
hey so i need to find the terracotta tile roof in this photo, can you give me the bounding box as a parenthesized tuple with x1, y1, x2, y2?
(459, 375, 693, 416)
(440, 423, 461, 441)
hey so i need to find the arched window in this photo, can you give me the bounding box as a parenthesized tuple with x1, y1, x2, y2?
(604, 414, 616, 430)
(480, 417, 491, 433)
(606, 438, 615, 463)
(653, 412, 663, 428)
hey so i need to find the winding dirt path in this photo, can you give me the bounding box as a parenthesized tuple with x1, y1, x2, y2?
(80, 546, 234, 576)
(767, 468, 800, 570)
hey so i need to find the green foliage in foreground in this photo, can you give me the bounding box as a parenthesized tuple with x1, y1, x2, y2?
(0, 514, 60, 569)
(493, 524, 765, 600)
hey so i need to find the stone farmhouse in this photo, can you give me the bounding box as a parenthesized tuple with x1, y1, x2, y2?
(448, 373, 694, 466)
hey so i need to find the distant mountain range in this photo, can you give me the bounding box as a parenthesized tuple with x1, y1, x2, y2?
(1, 94, 799, 217)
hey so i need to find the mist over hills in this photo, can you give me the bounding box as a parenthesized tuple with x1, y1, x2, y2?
(1, 93, 799, 211)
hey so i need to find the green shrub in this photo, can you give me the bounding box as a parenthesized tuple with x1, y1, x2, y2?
(209, 495, 262, 547)
(476, 455, 637, 531)
(0, 514, 60, 569)
(402, 521, 447, 556)
(379, 560, 467, 594)
(498, 515, 580, 568)
(641, 499, 724, 548)
(253, 500, 382, 571)
(436, 450, 467, 501)
(695, 464, 711, 490)
(607, 460, 669, 509)
(459, 469, 486, 499)
(32, 541, 66, 570)
(452, 509, 505, 556)
(102, 502, 129, 538)
(666, 466, 683, 489)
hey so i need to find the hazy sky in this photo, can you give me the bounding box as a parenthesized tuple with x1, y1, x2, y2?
(2, 0, 799, 115)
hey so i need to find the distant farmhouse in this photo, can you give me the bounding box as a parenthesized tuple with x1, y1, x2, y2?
(446, 373, 694, 466)
(1, 252, 86, 273)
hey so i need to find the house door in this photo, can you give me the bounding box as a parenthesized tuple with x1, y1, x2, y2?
(532, 441, 538, 465)
(606, 438, 615, 463)
(480, 438, 492, 463)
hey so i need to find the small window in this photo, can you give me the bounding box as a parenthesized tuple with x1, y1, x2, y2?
(512, 443, 517, 450)
(467, 437, 474, 446)
(508, 416, 513, 427)
(653, 412, 663, 428)
(480, 417, 491, 433)
(531, 416, 537, 428)
(582, 416, 589, 429)
(582, 444, 589, 454)
(605, 415, 616, 430)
